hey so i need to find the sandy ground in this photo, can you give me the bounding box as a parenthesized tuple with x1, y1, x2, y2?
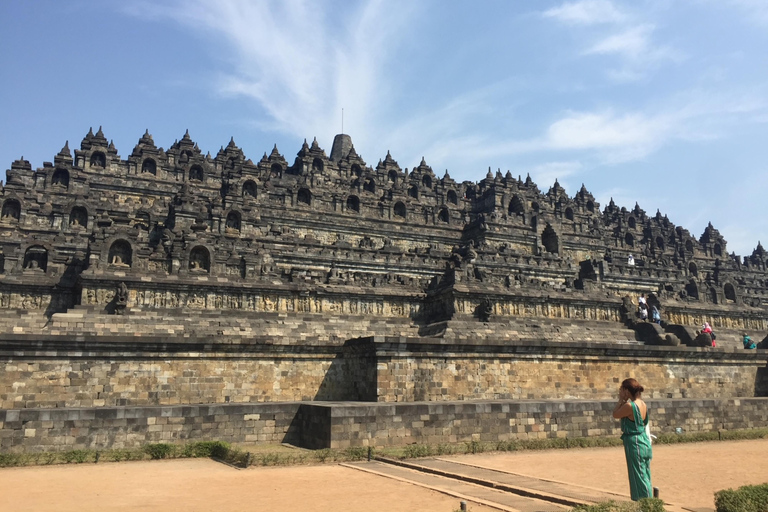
(464, 439, 768, 511)
(0, 439, 765, 512)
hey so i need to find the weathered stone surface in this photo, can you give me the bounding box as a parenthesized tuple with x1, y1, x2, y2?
(2, 398, 767, 452)
(1, 130, 768, 338)
(2, 129, 768, 452)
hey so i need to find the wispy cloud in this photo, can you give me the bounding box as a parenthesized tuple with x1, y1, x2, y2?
(543, 0, 626, 25)
(729, 0, 768, 26)
(124, 0, 418, 154)
(544, 1, 680, 82)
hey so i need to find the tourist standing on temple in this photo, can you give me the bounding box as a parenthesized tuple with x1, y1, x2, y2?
(702, 322, 717, 347)
(613, 378, 653, 501)
(651, 305, 661, 324)
(638, 300, 648, 321)
(743, 333, 756, 349)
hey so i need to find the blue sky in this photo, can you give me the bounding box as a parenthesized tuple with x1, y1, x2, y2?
(2, 0, 768, 256)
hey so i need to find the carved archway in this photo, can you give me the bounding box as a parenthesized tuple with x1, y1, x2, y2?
(363, 178, 376, 193)
(394, 201, 406, 219)
(23, 245, 48, 271)
(447, 190, 458, 205)
(70, 206, 88, 228)
(242, 180, 257, 198)
(724, 283, 737, 302)
(688, 261, 698, 277)
(90, 152, 106, 168)
(438, 207, 449, 223)
(422, 175, 432, 189)
(297, 188, 312, 206)
(52, 169, 69, 188)
(346, 195, 360, 213)
(565, 207, 574, 221)
(142, 158, 156, 175)
(685, 280, 699, 300)
(108, 240, 132, 268)
(388, 170, 398, 184)
(351, 164, 362, 177)
(508, 195, 524, 215)
(408, 186, 418, 199)
(225, 211, 241, 232)
(189, 246, 210, 273)
(714, 243, 723, 257)
(542, 224, 559, 253)
(625, 232, 635, 247)
(189, 165, 204, 181)
(312, 158, 324, 173)
(1, 199, 21, 222)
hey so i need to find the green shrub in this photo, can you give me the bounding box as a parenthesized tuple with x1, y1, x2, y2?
(0, 453, 25, 467)
(715, 483, 768, 512)
(182, 440, 230, 458)
(343, 446, 369, 460)
(61, 450, 92, 464)
(144, 443, 175, 460)
(402, 444, 432, 458)
(571, 498, 665, 512)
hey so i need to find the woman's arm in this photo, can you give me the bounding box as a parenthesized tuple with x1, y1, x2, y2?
(612, 399, 632, 419)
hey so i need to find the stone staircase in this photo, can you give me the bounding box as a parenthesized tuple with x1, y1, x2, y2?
(42, 306, 421, 344)
(0, 309, 53, 334)
(420, 317, 640, 344)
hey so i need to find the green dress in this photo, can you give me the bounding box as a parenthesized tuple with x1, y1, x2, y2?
(620, 401, 653, 500)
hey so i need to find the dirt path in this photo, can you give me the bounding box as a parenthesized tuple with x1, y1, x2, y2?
(0, 439, 765, 512)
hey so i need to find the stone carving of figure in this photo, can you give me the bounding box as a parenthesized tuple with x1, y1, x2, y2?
(27, 259, 39, 270)
(112, 254, 128, 267)
(116, 282, 128, 305)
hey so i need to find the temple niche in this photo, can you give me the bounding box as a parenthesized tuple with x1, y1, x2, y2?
(347, 195, 360, 213)
(70, 206, 88, 228)
(189, 165, 204, 181)
(23, 246, 47, 271)
(90, 152, 106, 168)
(189, 246, 210, 272)
(1, 199, 20, 222)
(242, 180, 257, 198)
(109, 240, 132, 267)
(541, 224, 559, 254)
(52, 169, 69, 189)
(297, 188, 311, 206)
(225, 211, 241, 233)
(142, 158, 156, 175)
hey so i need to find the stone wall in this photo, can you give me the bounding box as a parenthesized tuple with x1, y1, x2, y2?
(1, 335, 765, 409)
(312, 397, 768, 449)
(2, 398, 767, 452)
(363, 337, 768, 402)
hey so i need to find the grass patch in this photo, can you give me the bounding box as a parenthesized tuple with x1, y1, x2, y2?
(2, 426, 767, 469)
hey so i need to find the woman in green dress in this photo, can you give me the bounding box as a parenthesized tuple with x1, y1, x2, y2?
(612, 378, 653, 501)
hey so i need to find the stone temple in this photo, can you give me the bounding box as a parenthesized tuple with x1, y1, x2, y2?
(0, 128, 766, 451)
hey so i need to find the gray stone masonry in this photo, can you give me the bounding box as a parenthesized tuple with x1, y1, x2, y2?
(2, 398, 766, 452)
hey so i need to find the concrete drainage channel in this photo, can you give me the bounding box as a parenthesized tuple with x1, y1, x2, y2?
(343, 457, 692, 512)
(342, 457, 585, 512)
